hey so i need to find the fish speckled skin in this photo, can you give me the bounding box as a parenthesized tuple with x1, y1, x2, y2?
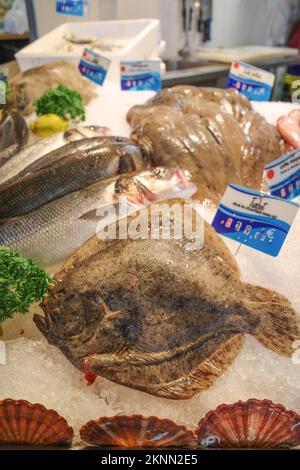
(128, 86, 288, 201)
(0, 126, 111, 185)
(0, 138, 148, 219)
(0, 169, 193, 266)
(35, 199, 300, 399)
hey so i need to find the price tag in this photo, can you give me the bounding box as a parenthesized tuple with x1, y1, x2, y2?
(79, 48, 111, 86)
(212, 184, 298, 257)
(56, 0, 88, 17)
(120, 60, 161, 91)
(265, 148, 300, 200)
(227, 61, 275, 101)
(0, 65, 8, 105)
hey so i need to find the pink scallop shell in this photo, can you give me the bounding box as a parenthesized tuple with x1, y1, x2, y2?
(196, 399, 300, 449)
(80, 414, 196, 447)
(0, 399, 73, 447)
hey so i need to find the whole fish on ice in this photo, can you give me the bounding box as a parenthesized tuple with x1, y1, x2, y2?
(0, 125, 111, 185)
(35, 199, 300, 399)
(0, 137, 146, 218)
(0, 168, 194, 266)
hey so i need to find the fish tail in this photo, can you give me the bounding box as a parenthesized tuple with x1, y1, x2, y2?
(245, 283, 300, 357)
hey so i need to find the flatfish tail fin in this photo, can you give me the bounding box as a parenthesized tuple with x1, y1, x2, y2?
(245, 283, 300, 357)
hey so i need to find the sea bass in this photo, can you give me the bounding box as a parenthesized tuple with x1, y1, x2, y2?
(0, 125, 111, 185)
(0, 138, 147, 219)
(0, 168, 194, 266)
(35, 199, 300, 399)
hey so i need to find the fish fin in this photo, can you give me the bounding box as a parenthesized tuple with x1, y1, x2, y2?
(146, 334, 244, 399)
(245, 284, 300, 357)
(79, 209, 98, 221)
(79, 203, 118, 221)
(87, 333, 244, 400)
(104, 310, 134, 323)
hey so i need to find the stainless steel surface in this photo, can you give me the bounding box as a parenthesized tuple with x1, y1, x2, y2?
(162, 55, 300, 88)
(164, 58, 213, 71)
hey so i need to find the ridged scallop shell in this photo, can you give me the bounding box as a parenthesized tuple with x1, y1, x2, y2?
(196, 399, 300, 449)
(80, 415, 196, 447)
(0, 399, 73, 447)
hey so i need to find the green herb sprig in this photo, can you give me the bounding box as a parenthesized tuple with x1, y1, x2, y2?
(0, 247, 52, 322)
(35, 84, 85, 121)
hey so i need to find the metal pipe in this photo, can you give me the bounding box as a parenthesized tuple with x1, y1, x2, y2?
(25, 0, 38, 42)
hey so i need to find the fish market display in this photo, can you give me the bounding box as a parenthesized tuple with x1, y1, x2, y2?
(0, 126, 111, 186)
(128, 86, 288, 201)
(6, 62, 97, 116)
(0, 169, 194, 266)
(0, 399, 73, 447)
(0, 137, 147, 218)
(63, 32, 126, 52)
(277, 109, 300, 149)
(196, 399, 300, 449)
(35, 199, 300, 399)
(0, 110, 28, 166)
(80, 415, 196, 448)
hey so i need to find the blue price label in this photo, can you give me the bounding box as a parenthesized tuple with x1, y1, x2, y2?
(265, 148, 300, 200)
(79, 48, 111, 86)
(212, 184, 298, 257)
(120, 60, 161, 91)
(227, 61, 275, 101)
(56, 0, 88, 17)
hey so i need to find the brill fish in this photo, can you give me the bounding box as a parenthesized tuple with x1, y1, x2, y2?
(35, 198, 300, 400)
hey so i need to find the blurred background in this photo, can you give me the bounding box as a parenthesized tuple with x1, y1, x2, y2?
(1, 0, 300, 97)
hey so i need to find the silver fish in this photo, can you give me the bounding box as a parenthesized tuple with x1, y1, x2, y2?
(0, 168, 195, 266)
(0, 125, 111, 185)
(0, 138, 147, 219)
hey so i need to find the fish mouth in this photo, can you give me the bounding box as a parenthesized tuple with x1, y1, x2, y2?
(33, 312, 82, 345)
(115, 175, 158, 205)
(33, 310, 100, 347)
(131, 178, 158, 204)
(152, 167, 192, 188)
(33, 312, 53, 337)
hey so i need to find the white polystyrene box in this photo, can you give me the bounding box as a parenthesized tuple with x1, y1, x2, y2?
(15, 19, 162, 82)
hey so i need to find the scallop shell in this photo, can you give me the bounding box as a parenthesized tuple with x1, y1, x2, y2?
(80, 414, 196, 447)
(196, 399, 300, 449)
(0, 399, 73, 447)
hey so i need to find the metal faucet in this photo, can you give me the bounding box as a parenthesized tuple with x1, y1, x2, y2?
(179, 0, 194, 58)
(179, 0, 212, 58)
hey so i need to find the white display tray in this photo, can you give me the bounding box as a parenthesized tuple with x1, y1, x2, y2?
(16, 19, 162, 81)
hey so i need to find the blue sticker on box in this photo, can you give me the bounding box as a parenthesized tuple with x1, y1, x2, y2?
(227, 61, 275, 101)
(56, 0, 88, 17)
(211, 184, 298, 257)
(79, 49, 111, 86)
(265, 148, 300, 200)
(120, 60, 161, 91)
